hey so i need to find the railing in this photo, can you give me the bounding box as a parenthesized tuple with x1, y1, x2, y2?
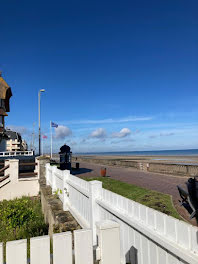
(20, 162, 37, 166)
(0, 164, 9, 174)
(46, 164, 198, 264)
(0, 165, 10, 188)
(19, 162, 38, 178)
(0, 151, 34, 157)
(1, 221, 121, 264)
(0, 159, 40, 200)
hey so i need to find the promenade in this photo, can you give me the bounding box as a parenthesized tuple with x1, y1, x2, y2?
(74, 161, 196, 225)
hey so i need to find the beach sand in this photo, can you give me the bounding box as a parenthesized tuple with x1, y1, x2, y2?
(77, 154, 198, 165)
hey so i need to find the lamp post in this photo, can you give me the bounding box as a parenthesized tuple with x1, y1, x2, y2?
(38, 89, 45, 156)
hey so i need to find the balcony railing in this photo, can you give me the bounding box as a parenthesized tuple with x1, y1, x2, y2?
(0, 151, 34, 157)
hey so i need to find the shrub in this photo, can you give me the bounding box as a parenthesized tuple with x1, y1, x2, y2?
(0, 196, 48, 242)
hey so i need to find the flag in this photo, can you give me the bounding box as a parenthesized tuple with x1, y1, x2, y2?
(43, 135, 47, 139)
(51, 122, 58, 128)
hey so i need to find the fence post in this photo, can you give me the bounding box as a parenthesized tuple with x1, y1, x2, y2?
(5, 159, 19, 184)
(96, 220, 121, 264)
(45, 163, 50, 185)
(89, 180, 102, 245)
(34, 157, 40, 179)
(63, 170, 70, 211)
(52, 166, 57, 193)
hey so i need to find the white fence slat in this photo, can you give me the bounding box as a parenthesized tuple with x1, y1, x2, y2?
(147, 208, 155, 228)
(0, 243, 3, 264)
(6, 239, 27, 264)
(190, 226, 198, 253)
(123, 196, 128, 212)
(53, 232, 72, 264)
(148, 240, 158, 264)
(133, 202, 140, 220)
(117, 195, 123, 211)
(165, 215, 177, 243)
(30, 235, 50, 264)
(139, 204, 147, 223)
(141, 236, 149, 264)
(157, 247, 167, 264)
(177, 221, 190, 250)
(155, 211, 165, 234)
(74, 229, 93, 264)
(167, 254, 180, 264)
(127, 200, 133, 217)
(134, 230, 141, 263)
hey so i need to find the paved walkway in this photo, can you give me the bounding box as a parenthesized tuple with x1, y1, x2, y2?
(73, 161, 196, 225)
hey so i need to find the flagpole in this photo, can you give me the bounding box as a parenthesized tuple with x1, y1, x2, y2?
(50, 121, 52, 159)
(42, 136, 43, 156)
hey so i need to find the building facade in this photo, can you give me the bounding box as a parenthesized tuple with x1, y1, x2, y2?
(6, 130, 28, 151)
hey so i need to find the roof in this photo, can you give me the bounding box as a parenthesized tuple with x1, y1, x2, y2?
(0, 76, 12, 112)
(5, 130, 22, 141)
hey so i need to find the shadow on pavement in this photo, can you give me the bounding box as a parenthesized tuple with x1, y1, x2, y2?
(72, 168, 92, 175)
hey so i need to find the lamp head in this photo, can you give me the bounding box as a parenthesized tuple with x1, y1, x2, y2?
(40, 89, 45, 92)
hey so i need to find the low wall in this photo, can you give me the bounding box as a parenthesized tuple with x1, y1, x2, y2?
(148, 162, 198, 176)
(0, 178, 39, 201)
(73, 157, 140, 169)
(0, 159, 39, 201)
(74, 156, 198, 177)
(39, 159, 81, 237)
(40, 184, 80, 237)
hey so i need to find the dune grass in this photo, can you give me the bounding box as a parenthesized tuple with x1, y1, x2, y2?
(85, 177, 181, 220)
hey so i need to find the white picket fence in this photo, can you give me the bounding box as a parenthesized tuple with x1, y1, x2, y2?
(1, 221, 121, 264)
(46, 164, 198, 264)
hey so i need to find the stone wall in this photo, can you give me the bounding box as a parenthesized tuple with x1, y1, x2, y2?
(40, 184, 81, 237)
(73, 157, 140, 169)
(148, 162, 198, 177)
(73, 156, 198, 177)
(39, 158, 81, 237)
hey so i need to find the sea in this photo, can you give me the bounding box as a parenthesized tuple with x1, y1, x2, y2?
(76, 149, 198, 156)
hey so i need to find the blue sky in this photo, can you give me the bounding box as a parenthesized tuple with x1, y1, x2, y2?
(1, 0, 198, 153)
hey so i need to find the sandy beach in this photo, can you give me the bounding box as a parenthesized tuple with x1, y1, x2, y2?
(77, 154, 198, 165)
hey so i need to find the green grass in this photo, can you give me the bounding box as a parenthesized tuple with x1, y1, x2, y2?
(85, 177, 181, 220)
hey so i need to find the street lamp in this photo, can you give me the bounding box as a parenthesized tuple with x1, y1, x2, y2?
(38, 89, 45, 156)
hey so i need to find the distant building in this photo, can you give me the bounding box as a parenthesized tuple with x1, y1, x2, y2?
(22, 140, 28, 151)
(5, 130, 28, 151)
(0, 72, 12, 151)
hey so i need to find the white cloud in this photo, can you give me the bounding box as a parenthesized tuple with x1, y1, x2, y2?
(90, 128, 106, 139)
(63, 116, 153, 125)
(111, 138, 135, 144)
(54, 125, 72, 139)
(112, 128, 131, 138)
(149, 132, 175, 139)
